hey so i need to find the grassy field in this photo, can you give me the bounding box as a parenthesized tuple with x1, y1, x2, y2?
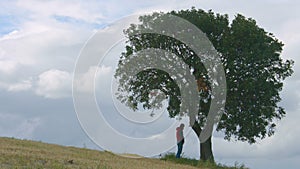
(0, 137, 248, 169)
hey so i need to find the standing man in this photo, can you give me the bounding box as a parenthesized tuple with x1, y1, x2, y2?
(176, 123, 185, 158)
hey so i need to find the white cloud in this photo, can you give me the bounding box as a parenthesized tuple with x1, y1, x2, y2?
(0, 1, 94, 95)
(15, 117, 41, 139)
(0, 113, 41, 139)
(16, 0, 104, 24)
(280, 19, 300, 46)
(35, 69, 72, 99)
(8, 80, 32, 92)
(0, 68, 72, 98)
(0, 79, 32, 92)
(0, 60, 17, 74)
(74, 65, 112, 93)
(0, 29, 82, 85)
(0, 0, 95, 79)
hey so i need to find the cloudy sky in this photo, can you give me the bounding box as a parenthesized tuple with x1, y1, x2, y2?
(1, 0, 299, 169)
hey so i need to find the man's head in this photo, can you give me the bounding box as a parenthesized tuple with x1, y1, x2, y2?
(180, 123, 185, 129)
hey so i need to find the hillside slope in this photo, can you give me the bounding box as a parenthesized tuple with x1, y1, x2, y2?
(0, 137, 202, 169)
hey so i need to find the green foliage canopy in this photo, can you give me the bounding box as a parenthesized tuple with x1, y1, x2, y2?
(114, 8, 294, 144)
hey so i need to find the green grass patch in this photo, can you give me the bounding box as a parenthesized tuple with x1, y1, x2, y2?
(160, 153, 249, 169)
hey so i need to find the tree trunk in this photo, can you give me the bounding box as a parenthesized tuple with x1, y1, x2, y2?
(200, 136, 214, 162)
(192, 122, 214, 162)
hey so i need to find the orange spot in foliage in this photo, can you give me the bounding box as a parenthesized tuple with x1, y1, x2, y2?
(197, 78, 209, 92)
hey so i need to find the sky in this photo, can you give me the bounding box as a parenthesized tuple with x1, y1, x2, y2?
(0, 0, 300, 169)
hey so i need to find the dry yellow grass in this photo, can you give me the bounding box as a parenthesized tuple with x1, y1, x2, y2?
(0, 137, 204, 169)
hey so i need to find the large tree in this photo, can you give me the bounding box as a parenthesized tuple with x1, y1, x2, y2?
(114, 8, 293, 162)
